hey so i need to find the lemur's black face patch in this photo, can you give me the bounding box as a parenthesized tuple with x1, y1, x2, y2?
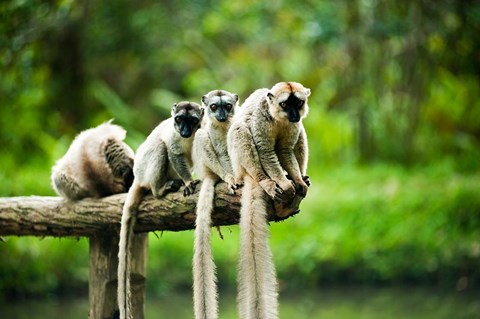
(279, 93, 305, 123)
(173, 102, 202, 138)
(175, 115, 200, 138)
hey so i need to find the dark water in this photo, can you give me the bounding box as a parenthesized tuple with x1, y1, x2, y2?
(1, 287, 478, 319)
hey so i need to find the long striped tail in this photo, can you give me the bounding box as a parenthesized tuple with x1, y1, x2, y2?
(237, 176, 279, 319)
(193, 177, 219, 319)
(118, 182, 144, 319)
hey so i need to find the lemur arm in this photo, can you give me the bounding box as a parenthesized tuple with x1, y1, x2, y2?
(167, 140, 197, 196)
(293, 125, 308, 177)
(278, 128, 304, 183)
(256, 135, 290, 184)
(279, 127, 309, 196)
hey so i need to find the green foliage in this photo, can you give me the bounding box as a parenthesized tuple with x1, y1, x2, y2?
(273, 162, 480, 286)
(0, 237, 88, 297)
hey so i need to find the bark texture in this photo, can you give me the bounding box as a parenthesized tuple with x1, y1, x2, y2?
(0, 182, 303, 237)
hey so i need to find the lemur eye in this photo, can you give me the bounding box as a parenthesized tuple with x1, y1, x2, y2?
(191, 117, 199, 124)
(279, 102, 287, 108)
(210, 104, 217, 111)
(175, 116, 183, 123)
(226, 104, 232, 111)
(298, 100, 304, 107)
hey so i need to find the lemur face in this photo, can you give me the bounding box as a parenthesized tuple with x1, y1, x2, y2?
(172, 102, 203, 138)
(202, 90, 239, 123)
(267, 82, 310, 123)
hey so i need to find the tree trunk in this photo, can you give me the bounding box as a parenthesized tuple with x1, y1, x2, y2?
(89, 234, 148, 319)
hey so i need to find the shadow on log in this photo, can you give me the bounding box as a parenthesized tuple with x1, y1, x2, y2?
(0, 182, 305, 237)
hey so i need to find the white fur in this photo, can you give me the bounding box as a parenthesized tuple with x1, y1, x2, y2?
(237, 176, 279, 319)
(193, 177, 219, 319)
(117, 182, 143, 319)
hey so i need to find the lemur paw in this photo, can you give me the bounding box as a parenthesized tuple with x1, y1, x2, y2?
(294, 179, 309, 198)
(259, 179, 284, 201)
(277, 179, 296, 201)
(302, 175, 311, 187)
(234, 177, 244, 188)
(165, 179, 184, 193)
(224, 175, 238, 195)
(183, 180, 200, 196)
(286, 174, 311, 187)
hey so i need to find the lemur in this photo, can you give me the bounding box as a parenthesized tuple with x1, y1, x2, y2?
(118, 102, 203, 319)
(227, 82, 311, 319)
(192, 90, 239, 319)
(51, 120, 134, 200)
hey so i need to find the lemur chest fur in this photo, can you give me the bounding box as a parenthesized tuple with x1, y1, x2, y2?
(254, 117, 300, 149)
(176, 135, 194, 167)
(207, 129, 227, 158)
(166, 135, 194, 178)
(208, 126, 230, 165)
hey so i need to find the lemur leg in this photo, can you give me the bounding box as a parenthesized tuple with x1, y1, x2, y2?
(52, 172, 90, 200)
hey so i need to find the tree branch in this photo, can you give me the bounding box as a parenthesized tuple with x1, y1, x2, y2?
(0, 182, 303, 237)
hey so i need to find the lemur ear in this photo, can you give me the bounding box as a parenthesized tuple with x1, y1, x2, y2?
(233, 94, 239, 104)
(201, 95, 208, 106)
(171, 103, 177, 116)
(304, 88, 311, 97)
(267, 92, 274, 101)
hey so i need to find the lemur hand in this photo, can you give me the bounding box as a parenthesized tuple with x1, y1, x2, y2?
(184, 179, 200, 196)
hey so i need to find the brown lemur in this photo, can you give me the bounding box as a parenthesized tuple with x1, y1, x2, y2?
(118, 102, 203, 319)
(192, 90, 239, 319)
(227, 82, 311, 319)
(51, 120, 134, 200)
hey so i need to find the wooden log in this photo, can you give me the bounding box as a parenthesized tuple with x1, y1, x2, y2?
(0, 182, 303, 237)
(89, 234, 148, 319)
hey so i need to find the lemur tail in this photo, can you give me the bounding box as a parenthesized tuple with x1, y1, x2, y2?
(193, 177, 219, 319)
(118, 182, 145, 319)
(237, 176, 279, 319)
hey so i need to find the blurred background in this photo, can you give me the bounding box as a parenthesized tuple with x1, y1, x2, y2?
(1, 0, 479, 318)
